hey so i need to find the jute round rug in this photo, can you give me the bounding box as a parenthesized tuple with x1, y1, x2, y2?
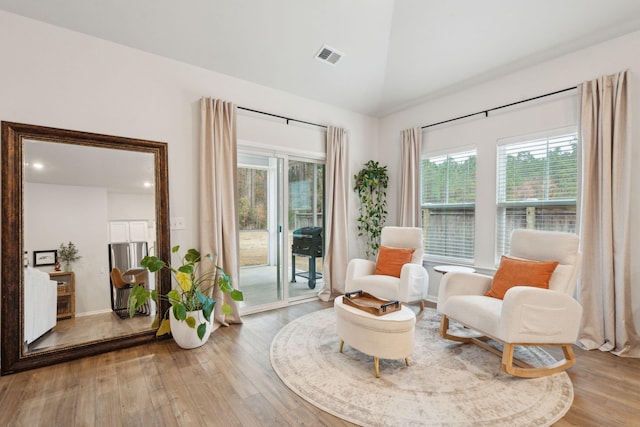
(270, 307, 573, 426)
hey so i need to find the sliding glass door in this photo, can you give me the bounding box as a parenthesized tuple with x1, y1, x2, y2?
(238, 153, 324, 312)
(237, 153, 284, 309)
(288, 160, 324, 299)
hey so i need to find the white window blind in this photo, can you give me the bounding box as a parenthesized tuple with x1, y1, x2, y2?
(496, 133, 578, 258)
(421, 149, 476, 262)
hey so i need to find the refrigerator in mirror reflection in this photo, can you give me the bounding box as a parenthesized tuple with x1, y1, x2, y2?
(108, 241, 147, 272)
(108, 242, 151, 318)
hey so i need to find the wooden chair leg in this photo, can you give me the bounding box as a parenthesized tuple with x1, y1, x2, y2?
(374, 357, 380, 378)
(439, 315, 449, 338)
(501, 342, 516, 374)
(439, 315, 472, 343)
(562, 343, 576, 362)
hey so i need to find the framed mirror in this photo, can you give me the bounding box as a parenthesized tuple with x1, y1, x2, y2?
(1, 121, 170, 375)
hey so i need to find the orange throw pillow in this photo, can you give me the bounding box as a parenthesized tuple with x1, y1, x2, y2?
(374, 246, 415, 278)
(485, 256, 559, 299)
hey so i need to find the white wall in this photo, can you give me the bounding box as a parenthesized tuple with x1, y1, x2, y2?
(107, 193, 155, 222)
(0, 10, 378, 265)
(24, 183, 111, 315)
(380, 30, 640, 306)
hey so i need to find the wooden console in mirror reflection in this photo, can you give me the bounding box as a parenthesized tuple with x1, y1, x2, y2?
(49, 271, 75, 319)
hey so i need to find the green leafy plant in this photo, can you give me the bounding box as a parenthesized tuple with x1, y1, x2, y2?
(58, 241, 81, 269)
(128, 246, 244, 340)
(354, 160, 389, 258)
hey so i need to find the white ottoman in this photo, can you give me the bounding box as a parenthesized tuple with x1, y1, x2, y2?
(334, 295, 416, 378)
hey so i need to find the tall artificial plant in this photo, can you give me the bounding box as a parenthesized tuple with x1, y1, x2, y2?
(354, 160, 389, 259)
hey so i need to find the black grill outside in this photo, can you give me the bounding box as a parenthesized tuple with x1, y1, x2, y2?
(291, 226, 323, 289)
(292, 226, 323, 257)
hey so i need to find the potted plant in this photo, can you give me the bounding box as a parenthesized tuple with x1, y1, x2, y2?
(58, 241, 81, 272)
(128, 245, 244, 349)
(353, 160, 389, 259)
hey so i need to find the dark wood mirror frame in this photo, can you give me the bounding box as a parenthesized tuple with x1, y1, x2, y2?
(1, 121, 171, 375)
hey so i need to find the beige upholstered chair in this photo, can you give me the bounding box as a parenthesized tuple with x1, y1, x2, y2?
(345, 226, 428, 310)
(437, 229, 582, 378)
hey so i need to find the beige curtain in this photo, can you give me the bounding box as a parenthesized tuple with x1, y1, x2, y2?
(319, 127, 349, 301)
(578, 70, 639, 356)
(199, 97, 242, 325)
(399, 127, 422, 227)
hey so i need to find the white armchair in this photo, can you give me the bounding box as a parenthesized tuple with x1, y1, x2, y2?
(345, 226, 428, 310)
(437, 229, 582, 378)
(24, 267, 57, 345)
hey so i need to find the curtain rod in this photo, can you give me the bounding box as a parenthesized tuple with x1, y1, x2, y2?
(421, 86, 577, 130)
(238, 106, 328, 129)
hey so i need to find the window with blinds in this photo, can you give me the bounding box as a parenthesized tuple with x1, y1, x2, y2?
(421, 149, 476, 262)
(496, 133, 578, 258)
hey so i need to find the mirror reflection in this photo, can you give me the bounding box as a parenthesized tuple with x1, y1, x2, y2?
(23, 139, 157, 354)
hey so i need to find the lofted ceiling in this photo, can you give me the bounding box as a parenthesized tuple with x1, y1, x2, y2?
(2, 0, 640, 117)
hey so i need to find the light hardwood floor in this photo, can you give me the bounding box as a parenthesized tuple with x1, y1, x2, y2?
(27, 312, 152, 353)
(1, 300, 639, 426)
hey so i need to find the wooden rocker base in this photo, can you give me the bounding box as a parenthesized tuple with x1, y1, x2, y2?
(439, 315, 576, 378)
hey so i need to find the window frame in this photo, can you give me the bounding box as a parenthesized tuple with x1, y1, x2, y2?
(495, 128, 579, 261)
(420, 146, 477, 264)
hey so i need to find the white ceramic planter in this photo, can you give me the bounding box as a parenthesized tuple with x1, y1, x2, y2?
(169, 309, 213, 349)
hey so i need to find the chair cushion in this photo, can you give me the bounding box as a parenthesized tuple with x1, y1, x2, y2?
(348, 274, 401, 301)
(374, 246, 415, 278)
(440, 295, 503, 336)
(485, 256, 559, 299)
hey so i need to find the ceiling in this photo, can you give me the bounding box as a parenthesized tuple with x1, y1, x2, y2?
(2, 0, 640, 117)
(24, 139, 155, 194)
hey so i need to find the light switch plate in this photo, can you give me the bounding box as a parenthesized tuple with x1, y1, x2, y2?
(170, 217, 186, 230)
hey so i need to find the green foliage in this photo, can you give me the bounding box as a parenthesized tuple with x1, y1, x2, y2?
(354, 160, 389, 258)
(503, 142, 577, 202)
(128, 246, 244, 341)
(422, 155, 476, 204)
(238, 168, 268, 230)
(421, 142, 577, 206)
(58, 241, 81, 264)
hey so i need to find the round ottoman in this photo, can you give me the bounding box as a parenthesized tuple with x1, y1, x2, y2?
(334, 295, 416, 378)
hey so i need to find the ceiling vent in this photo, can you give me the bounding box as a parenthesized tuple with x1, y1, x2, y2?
(315, 45, 343, 66)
